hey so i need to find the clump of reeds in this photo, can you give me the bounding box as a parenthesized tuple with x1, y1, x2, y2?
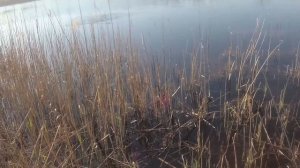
(0, 18, 300, 168)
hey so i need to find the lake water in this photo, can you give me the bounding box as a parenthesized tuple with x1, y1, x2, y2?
(0, 0, 300, 61)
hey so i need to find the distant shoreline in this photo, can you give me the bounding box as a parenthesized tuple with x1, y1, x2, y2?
(0, 0, 37, 7)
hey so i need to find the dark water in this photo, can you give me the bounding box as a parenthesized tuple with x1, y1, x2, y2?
(0, 0, 299, 61)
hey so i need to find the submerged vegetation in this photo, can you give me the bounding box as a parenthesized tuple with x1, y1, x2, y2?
(0, 18, 300, 168)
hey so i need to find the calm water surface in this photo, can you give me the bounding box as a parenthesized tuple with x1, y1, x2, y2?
(0, 0, 299, 60)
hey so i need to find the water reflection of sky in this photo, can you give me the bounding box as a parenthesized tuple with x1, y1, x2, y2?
(0, 0, 299, 57)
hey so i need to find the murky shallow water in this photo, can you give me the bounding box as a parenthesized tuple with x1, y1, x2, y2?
(0, 0, 299, 59)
